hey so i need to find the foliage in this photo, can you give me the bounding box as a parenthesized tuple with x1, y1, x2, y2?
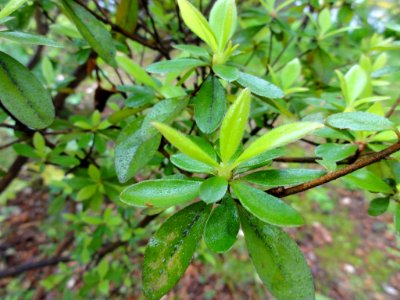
(0, 0, 400, 299)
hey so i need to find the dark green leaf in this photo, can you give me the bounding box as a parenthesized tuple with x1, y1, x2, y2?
(146, 58, 207, 74)
(236, 72, 284, 99)
(61, 0, 117, 66)
(0, 51, 55, 129)
(239, 207, 315, 300)
(327, 112, 394, 132)
(143, 202, 211, 300)
(120, 178, 202, 208)
(171, 153, 215, 174)
(231, 181, 303, 227)
(199, 176, 228, 204)
(315, 143, 358, 162)
(193, 75, 226, 134)
(243, 169, 326, 188)
(368, 197, 390, 216)
(204, 196, 239, 252)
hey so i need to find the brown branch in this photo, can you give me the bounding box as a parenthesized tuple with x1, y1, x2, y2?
(0, 156, 29, 193)
(269, 141, 400, 197)
(386, 97, 400, 118)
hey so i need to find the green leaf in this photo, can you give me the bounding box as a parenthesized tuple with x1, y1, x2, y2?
(395, 204, 400, 234)
(344, 169, 393, 194)
(242, 169, 326, 189)
(0, 0, 28, 19)
(235, 148, 284, 173)
(280, 58, 301, 90)
(13, 143, 40, 158)
(204, 196, 239, 252)
(125, 85, 155, 108)
(231, 181, 303, 227)
(115, 98, 187, 183)
(0, 31, 61, 47)
(173, 44, 210, 57)
(235, 122, 323, 166)
(209, 0, 237, 51)
(116, 0, 138, 33)
(199, 176, 228, 204)
(343, 65, 367, 103)
(171, 153, 215, 174)
(368, 197, 390, 216)
(236, 72, 284, 99)
(88, 165, 101, 181)
(77, 184, 97, 201)
(0, 51, 55, 129)
(143, 202, 211, 299)
(219, 88, 251, 163)
(212, 64, 239, 82)
(193, 75, 226, 134)
(315, 143, 358, 162)
(116, 54, 159, 90)
(146, 58, 207, 74)
(61, 0, 116, 66)
(318, 8, 331, 36)
(177, 0, 218, 52)
(120, 179, 202, 208)
(152, 122, 219, 168)
(239, 207, 315, 300)
(327, 112, 394, 131)
(33, 132, 46, 153)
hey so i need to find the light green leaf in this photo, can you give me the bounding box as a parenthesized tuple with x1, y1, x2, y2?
(0, 51, 55, 129)
(193, 75, 226, 134)
(236, 72, 284, 99)
(239, 207, 315, 300)
(280, 58, 301, 90)
(235, 122, 323, 166)
(0, 31, 61, 47)
(61, 0, 116, 66)
(173, 44, 210, 57)
(326, 112, 394, 131)
(143, 202, 211, 299)
(146, 58, 207, 74)
(177, 0, 218, 52)
(120, 179, 202, 208)
(0, 0, 28, 19)
(212, 64, 239, 82)
(242, 169, 326, 189)
(219, 88, 251, 163)
(199, 176, 228, 204)
(204, 196, 239, 252)
(33, 132, 46, 153)
(77, 184, 97, 201)
(171, 153, 215, 174)
(116, 54, 158, 90)
(344, 169, 393, 194)
(318, 8, 331, 36)
(315, 143, 358, 162)
(152, 122, 219, 168)
(343, 65, 367, 103)
(209, 0, 237, 51)
(232, 181, 303, 227)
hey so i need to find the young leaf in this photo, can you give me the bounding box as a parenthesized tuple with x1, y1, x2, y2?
(239, 207, 315, 300)
(193, 75, 226, 134)
(327, 112, 394, 131)
(120, 179, 202, 208)
(209, 0, 237, 51)
(235, 122, 323, 166)
(0, 51, 55, 129)
(146, 58, 207, 74)
(368, 197, 390, 216)
(61, 0, 116, 66)
(0, 31, 61, 47)
(177, 0, 218, 52)
(219, 88, 251, 163)
(236, 72, 284, 99)
(231, 181, 303, 227)
(280, 58, 301, 89)
(0, 0, 28, 19)
(199, 176, 228, 204)
(152, 122, 219, 168)
(242, 169, 326, 189)
(143, 202, 211, 299)
(204, 196, 239, 252)
(171, 153, 215, 174)
(343, 65, 367, 103)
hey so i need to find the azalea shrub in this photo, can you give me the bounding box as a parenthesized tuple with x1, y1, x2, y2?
(0, 0, 400, 299)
